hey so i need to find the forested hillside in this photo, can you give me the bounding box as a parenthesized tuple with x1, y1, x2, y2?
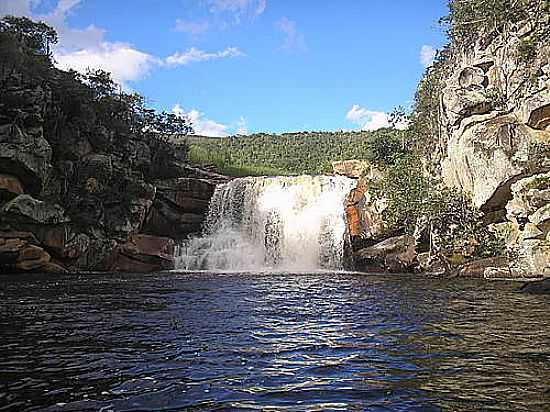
(188, 128, 406, 176)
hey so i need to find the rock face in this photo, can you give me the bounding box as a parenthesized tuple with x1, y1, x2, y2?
(0, 81, 221, 274)
(144, 178, 218, 240)
(110, 234, 175, 273)
(354, 235, 417, 273)
(440, 19, 550, 212)
(438, 15, 550, 278)
(345, 175, 387, 246)
(505, 173, 550, 277)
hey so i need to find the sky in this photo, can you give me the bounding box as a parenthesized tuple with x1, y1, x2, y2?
(0, 0, 448, 136)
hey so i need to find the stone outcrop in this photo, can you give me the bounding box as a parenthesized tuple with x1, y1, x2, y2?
(354, 235, 417, 273)
(440, 18, 550, 212)
(332, 160, 383, 179)
(0, 124, 52, 194)
(438, 15, 550, 278)
(110, 234, 175, 273)
(345, 174, 387, 245)
(505, 172, 550, 277)
(144, 178, 219, 240)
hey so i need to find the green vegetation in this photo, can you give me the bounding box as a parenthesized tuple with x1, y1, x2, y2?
(188, 128, 407, 176)
(372, 154, 505, 258)
(441, 0, 549, 50)
(0, 16, 192, 158)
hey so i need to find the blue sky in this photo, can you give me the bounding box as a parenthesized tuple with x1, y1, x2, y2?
(1, 0, 448, 135)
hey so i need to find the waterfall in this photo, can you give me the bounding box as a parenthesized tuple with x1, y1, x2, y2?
(176, 175, 355, 271)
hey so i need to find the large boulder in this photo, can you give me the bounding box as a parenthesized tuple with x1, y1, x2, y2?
(456, 256, 512, 278)
(144, 178, 217, 240)
(354, 235, 416, 272)
(0, 231, 67, 273)
(442, 114, 547, 211)
(504, 172, 550, 277)
(1, 194, 69, 225)
(0, 124, 52, 194)
(110, 234, 175, 272)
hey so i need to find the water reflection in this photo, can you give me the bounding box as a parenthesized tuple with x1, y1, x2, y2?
(0, 272, 549, 411)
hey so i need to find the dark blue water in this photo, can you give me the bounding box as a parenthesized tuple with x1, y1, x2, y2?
(1, 272, 549, 411)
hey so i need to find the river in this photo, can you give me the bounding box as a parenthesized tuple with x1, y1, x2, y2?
(1, 272, 549, 411)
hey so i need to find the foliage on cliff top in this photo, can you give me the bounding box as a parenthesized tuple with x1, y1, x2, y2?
(441, 0, 550, 49)
(0, 16, 193, 155)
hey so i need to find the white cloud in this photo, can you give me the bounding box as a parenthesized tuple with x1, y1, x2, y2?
(346, 105, 408, 131)
(1, 1, 155, 87)
(420, 45, 436, 67)
(172, 105, 250, 137)
(56, 43, 158, 86)
(2, 1, 244, 87)
(0, 0, 37, 16)
(174, 19, 209, 35)
(173, 104, 229, 137)
(165, 47, 244, 66)
(276, 17, 305, 51)
(206, 0, 266, 20)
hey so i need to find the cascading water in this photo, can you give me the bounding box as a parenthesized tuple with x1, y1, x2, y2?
(176, 175, 355, 271)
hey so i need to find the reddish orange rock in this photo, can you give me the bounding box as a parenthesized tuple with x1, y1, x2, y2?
(111, 234, 175, 272)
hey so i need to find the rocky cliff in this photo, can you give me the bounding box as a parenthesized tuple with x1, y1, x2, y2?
(0, 17, 225, 273)
(438, 13, 550, 276)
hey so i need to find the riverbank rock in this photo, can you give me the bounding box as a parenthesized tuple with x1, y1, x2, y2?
(0, 231, 67, 273)
(456, 256, 512, 278)
(520, 278, 550, 295)
(0, 71, 222, 273)
(354, 235, 416, 272)
(346, 177, 387, 250)
(504, 172, 550, 277)
(110, 234, 175, 272)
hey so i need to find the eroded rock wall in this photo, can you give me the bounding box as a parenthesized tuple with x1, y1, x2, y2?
(0, 79, 224, 273)
(440, 16, 550, 276)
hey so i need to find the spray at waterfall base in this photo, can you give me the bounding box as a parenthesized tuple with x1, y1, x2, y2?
(177, 176, 356, 271)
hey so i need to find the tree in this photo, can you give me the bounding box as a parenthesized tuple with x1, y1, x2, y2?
(0, 16, 58, 56)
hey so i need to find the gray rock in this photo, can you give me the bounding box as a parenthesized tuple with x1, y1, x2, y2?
(0, 124, 52, 194)
(2, 194, 69, 225)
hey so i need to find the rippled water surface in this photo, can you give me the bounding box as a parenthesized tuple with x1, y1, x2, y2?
(1, 272, 550, 411)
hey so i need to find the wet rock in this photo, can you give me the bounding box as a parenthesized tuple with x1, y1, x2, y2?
(416, 252, 448, 274)
(355, 235, 416, 272)
(457, 256, 510, 278)
(519, 278, 550, 294)
(111, 234, 175, 272)
(144, 178, 217, 240)
(15, 244, 51, 271)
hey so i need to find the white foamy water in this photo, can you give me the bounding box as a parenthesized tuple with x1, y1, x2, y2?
(176, 175, 355, 271)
